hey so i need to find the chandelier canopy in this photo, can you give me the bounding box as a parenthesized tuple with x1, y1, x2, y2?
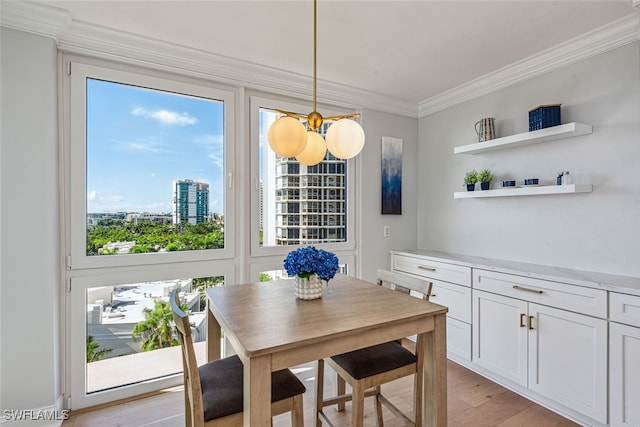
(267, 0, 365, 166)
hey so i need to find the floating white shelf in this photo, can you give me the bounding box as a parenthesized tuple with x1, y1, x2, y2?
(454, 184, 593, 199)
(454, 123, 593, 155)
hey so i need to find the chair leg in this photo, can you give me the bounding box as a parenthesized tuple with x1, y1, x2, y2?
(184, 387, 192, 427)
(291, 394, 305, 427)
(374, 385, 384, 427)
(315, 359, 325, 427)
(414, 336, 425, 427)
(336, 373, 346, 412)
(350, 381, 366, 427)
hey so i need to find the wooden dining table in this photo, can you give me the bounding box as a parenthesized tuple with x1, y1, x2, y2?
(205, 274, 448, 427)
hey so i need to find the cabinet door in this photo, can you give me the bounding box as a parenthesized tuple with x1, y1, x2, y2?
(446, 317, 471, 361)
(473, 290, 528, 386)
(528, 303, 607, 424)
(610, 322, 640, 427)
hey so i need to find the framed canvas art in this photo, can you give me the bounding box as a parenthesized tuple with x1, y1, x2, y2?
(381, 137, 402, 215)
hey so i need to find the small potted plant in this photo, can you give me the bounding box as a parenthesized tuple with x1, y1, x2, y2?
(477, 168, 494, 190)
(464, 170, 478, 191)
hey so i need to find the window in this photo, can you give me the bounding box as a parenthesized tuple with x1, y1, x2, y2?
(64, 61, 361, 410)
(69, 62, 235, 269)
(65, 59, 236, 409)
(250, 96, 357, 255)
(82, 276, 222, 394)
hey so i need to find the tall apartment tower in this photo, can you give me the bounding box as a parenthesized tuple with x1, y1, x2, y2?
(172, 179, 209, 225)
(272, 152, 346, 246)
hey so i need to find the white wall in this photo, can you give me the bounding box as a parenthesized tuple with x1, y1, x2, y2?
(359, 109, 418, 282)
(418, 42, 640, 277)
(1, 27, 62, 417)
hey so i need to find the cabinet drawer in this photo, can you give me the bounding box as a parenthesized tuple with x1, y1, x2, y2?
(430, 279, 471, 323)
(610, 292, 640, 327)
(392, 254, 471, 286)
(474, 269, 607, 318)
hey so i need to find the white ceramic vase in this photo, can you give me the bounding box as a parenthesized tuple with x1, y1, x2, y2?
(294, 274, 326, 300)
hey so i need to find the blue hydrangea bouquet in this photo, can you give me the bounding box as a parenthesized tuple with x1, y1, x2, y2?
(284, 246, 339, 281)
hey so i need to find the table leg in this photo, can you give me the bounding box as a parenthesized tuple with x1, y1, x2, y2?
(206, 299, 221, 362)
(243, 354, 272, 426)
(421, 313, 447, 427)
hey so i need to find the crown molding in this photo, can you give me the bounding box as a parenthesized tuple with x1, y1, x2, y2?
(418, 14, 639, 117)
(0, 1, 71, 41)
(60, 21, 418, 117)
(0, 1, 417, 118)
(2, 2, 637, 120)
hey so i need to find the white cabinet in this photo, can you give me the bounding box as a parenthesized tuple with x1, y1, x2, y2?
(473, 270, 608, 424)
(609, 292, 640, 427)
(391, 252, 472, 361)
(528, 303, 607, 423)
(473, 290, 528, 385)
(391, 250, 640, 427)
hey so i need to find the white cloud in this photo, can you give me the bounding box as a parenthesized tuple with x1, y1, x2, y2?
(131, 107, 197, 126)
(195, 134, 224, 169)
(122, 139, 167, 153)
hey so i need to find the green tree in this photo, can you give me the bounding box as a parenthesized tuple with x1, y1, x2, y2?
(259, 272, 273, 282)
(132, 300, 183, 351)
(87, 219, 225, 255)
(192, 276, 224, 310)
(86, 335, 113, 362)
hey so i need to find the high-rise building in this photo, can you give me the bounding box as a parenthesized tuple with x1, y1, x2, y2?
(260, 113, 347, 247)
(172, 179, 209, 225)
(273, 154, 346, 245)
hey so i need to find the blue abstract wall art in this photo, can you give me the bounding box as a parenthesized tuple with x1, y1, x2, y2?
(381, 136, 402, 215)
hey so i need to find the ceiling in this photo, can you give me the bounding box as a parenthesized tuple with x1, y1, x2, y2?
(9, 1, 639, 107)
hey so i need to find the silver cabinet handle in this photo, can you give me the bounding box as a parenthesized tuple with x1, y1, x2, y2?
(513, 285, 543, 294)
(418, 265, 436, 272)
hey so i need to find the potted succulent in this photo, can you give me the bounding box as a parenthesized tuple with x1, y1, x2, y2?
(463, 170, 478, 191)
(477, 168, 494, 190)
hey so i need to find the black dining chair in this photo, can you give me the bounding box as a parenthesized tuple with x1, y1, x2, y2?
(315, 269, 433, 427)
(170, 289, 306, 427)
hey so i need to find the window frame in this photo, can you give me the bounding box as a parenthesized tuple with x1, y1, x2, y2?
(67, 60, 236, 270)
(249, 95, 358, 259)
(68, 260, 235, 409)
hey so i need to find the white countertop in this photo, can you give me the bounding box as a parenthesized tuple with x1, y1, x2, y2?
(391, 249, 640, 297)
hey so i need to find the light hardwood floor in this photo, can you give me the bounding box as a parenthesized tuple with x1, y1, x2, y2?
(63, 360, 580, 427)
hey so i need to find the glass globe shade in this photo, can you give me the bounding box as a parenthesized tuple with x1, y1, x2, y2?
(296, 131, 327, 166)
(325, 119, 365, 159)
(267, 116, 307, 157)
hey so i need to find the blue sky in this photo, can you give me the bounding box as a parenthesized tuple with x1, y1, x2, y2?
(86, 79, 224, 214)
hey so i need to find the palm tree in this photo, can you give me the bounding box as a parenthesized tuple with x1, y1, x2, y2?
(132, 300, 182, 351)
(86, 335, 113, 362)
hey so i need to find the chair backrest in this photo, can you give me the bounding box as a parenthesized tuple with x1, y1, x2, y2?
(376, 269, 433, 301)
(170, 290, 205, 427)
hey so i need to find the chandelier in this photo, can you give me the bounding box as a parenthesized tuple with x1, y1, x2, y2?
(267, 0, 365, 166)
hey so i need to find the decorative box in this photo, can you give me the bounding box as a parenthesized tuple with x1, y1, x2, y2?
(528, 104, 561, 131)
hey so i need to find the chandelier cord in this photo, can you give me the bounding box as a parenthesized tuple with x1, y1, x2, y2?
(313, 0, 317, 115)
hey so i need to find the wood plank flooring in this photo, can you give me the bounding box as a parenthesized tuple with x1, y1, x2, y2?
(63, 360, 580, 427)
